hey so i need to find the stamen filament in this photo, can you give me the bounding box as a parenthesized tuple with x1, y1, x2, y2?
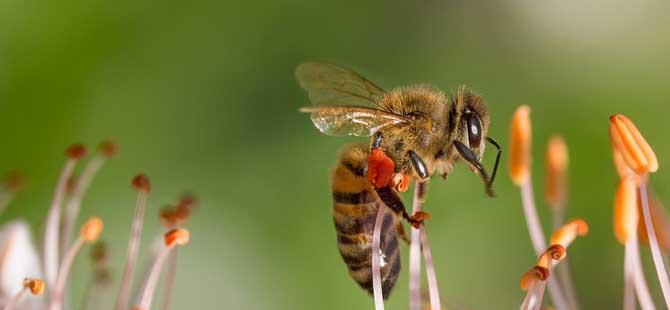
(61, 155, 106, 258)
(420, 226, 441, 310)
(44, 145, 85, 287)
(49, 238, 84, 310)
(116, 174, 151, 310)
(639, 182, 670, 307)
(161, 249, 178, 310)
(372, 204, 386, 310)
(623, 240, 635, 310)
(50, 217, 102, 310)
(409, 181, 428, 310)
(135, 229, 189, 310)
(630, 236, 656, 310)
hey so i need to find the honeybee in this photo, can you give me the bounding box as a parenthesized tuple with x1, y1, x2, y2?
(297, 62, 500, 299)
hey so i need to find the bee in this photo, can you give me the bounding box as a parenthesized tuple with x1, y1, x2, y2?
(297, 62, 501, 299)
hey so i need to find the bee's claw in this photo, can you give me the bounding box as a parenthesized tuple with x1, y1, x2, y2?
(409, 211, 430, 228)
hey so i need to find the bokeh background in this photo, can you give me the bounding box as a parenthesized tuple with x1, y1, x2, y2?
(1, 0, 670, 308)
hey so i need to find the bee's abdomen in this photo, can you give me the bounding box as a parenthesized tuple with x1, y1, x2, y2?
(331, 144, 401, 299)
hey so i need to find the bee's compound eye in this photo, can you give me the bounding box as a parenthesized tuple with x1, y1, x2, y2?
(466, 113, 482, 148)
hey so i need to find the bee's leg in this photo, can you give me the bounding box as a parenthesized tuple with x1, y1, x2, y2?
(367, 133, 394, 188)
(407, 150, 428, 180)
(453, 140, 495, 197)
(376, 186, 430, 229)
(396, 221, 410, 244)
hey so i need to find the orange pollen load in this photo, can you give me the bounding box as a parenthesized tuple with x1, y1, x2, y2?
(613, 176, 639, 244)
(367, 148, 395, 189)
(81, 217, 104, 243)
(132, 174, 151, 193)
(98, 140, 118, 158)
(164, 228, 190, 247)
(509, 105, 532, 186)
(23, 278, 45, 295)
(66, 144, 88, 160)
(609, 114, 658, 175)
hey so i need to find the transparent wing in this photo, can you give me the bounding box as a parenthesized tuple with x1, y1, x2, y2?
(295, 62, 386, 107)
(300, 106, 407, 137)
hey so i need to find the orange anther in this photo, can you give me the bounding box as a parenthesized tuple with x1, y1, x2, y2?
(164, 228, 190, 247)
(81, 217, 104, 243)
(545, 136, 568, 208)
(609, 114, 658, 175)
(509, 106, 531, 186)
(23, 278, 45, 295)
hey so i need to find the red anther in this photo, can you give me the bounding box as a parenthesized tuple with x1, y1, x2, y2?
(367, 148, 395, 189)
(132, 174, 151, 193)
(98, 140, 118, 158)
(66, 144, 87, 160)
(4, 170, 25, 193)
(178, 193, 198, 209)
(391, 173, 409, 193)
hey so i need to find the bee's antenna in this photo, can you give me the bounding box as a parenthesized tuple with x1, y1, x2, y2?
(486, 137, 502, 188)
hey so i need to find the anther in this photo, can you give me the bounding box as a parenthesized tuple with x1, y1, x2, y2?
(132, 174, 151, 193)
(81, 217, 104, 243)
(66, 144, 87, 160)
(509, 105, 531, 186)
(609, 114, 658, 175)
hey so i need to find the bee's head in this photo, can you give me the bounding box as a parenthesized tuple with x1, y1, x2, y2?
(453, 87, 490, 160)
(448, 86, 500, 197)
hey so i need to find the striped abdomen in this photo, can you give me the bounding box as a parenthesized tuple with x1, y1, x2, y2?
(331, 144, 401, 299)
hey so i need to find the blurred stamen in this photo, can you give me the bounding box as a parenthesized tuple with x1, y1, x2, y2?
(3, 278, 44, 310)
(409, 181, 428, 310)
(0, 171, 25, 216)
(50, 217, 103, 310)
(545, 136, 568, 220)
(639, 182, 670, 307)
(510, 105, 531, 186)
(116, 174, 151, 310)
(134, 229, 189, 310)
(44, 144, 87, 287)
(420, 226, 441, 310)
(61, 141, 116, 260)
(509, 106, 570, 310)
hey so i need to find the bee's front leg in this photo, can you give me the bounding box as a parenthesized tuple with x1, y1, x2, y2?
(407, 150, 429, 180)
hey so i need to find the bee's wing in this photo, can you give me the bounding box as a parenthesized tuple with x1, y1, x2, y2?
(296, 62, 386, 107)
(300, 106, 407, 137)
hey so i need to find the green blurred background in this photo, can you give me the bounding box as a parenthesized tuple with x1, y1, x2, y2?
(1, 0, 669, 308)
